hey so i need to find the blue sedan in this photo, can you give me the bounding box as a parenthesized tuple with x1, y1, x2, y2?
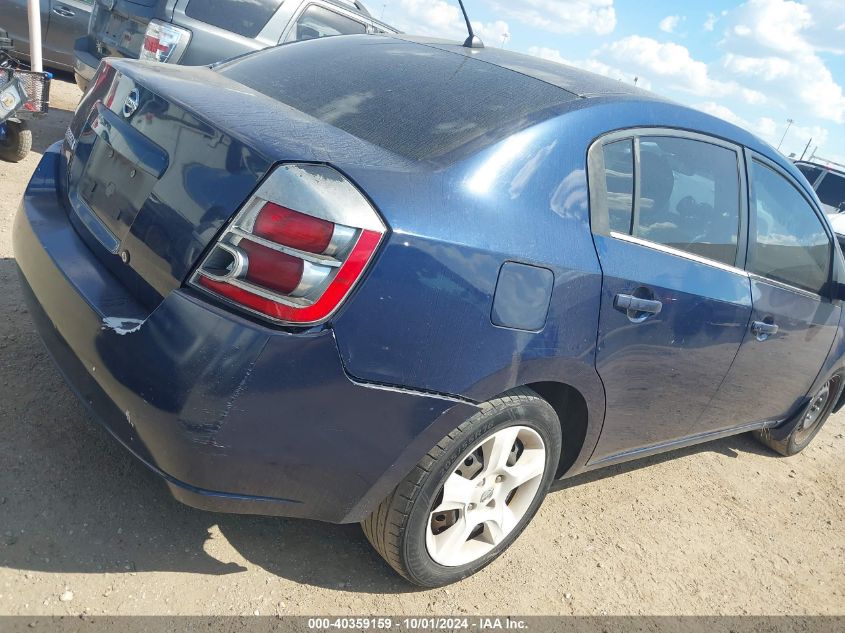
(14, 34, 845, 587)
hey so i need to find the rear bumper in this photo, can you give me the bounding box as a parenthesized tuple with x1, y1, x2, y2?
(73, 37, 99, 91)
(14, 144, 477, 522)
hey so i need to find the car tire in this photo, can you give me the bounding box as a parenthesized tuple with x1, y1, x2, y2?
(0, 121, 32, 163)
(361, 387, 561, 587)
(753, 376, 840, 456)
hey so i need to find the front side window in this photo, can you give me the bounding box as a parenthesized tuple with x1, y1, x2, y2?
(286, 5, 367, 42)
(749, 161, 832, 294)
(185, 0, 284, 38)
(816, 172, 845, 212)
(600, 135, 741, 267)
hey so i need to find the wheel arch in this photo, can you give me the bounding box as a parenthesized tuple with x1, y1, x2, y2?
(524, 381, 591, 478)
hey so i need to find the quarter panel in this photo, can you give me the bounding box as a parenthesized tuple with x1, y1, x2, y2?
(332, 117, 604, 406)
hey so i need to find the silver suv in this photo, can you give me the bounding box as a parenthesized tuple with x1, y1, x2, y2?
(73, 0, 396, 91)
(795, 160, 845, 215)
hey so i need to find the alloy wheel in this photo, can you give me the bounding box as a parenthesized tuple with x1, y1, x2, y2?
(425, 425, 546, 567)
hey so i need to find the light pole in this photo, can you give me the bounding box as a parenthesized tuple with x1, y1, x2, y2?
(501, 32, 510, 48)
(777, 118, 794, 151)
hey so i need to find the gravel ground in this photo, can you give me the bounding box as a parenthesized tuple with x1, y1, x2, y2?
(0, 76, 843, 617)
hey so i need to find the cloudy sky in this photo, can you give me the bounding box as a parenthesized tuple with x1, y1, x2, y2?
(378, 0, 845, 166)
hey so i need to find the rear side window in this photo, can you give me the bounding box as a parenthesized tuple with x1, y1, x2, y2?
(816, 172, 845, 212)
(286, 5, 367, 42)
(749, 161, 831, 294)
(601, 135, 741, 267)
(185, 0, 284, 38)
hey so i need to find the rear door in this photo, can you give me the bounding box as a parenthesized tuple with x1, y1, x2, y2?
(699, 154, 840, 430)
(587, 129, 752, 464)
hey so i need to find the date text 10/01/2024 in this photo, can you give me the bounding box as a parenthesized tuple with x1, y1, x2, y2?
(307, 618, 528, 630)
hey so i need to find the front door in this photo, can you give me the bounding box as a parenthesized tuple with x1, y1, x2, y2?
(587, 131, 753, 464)
(699, 155, 840, 429)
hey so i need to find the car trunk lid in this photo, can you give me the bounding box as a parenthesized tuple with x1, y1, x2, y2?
(63, 59, 409, 311)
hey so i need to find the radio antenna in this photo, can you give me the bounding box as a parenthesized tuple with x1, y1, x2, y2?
(456, 0, 484, 49)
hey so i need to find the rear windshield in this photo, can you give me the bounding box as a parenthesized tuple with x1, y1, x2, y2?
(218, 36, 578, 162)
(817, 172, 845, 210)
(185, 0, 284, 38)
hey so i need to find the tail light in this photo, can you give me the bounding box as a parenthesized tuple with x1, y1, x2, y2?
(190, 164, 386, 326)
(139, 20, 191, 64)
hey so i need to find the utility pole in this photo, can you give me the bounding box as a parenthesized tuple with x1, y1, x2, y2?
(777, 118, 794, 151)
(500, 32, 510, 48)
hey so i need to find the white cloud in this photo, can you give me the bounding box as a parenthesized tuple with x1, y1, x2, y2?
(489, 0, 617, 36)
(694, 102, 829, 158)
(658, 15, 682, 34)
(595, 36, 766, 105)
(381, 0, 511, 45)
(718, 0, 845, 122)
(528, 45, 651, 89)
(703, 13, 718, 32)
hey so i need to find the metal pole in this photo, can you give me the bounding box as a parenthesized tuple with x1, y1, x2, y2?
(27, 0, 43, 72)
(799, 137, 812, 161)
(777, 118, 793, 151)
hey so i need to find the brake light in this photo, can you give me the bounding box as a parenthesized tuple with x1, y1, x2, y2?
(254, 203, 334, 254)
(139, 20, 191, 63)
(191, 164, 386, 326)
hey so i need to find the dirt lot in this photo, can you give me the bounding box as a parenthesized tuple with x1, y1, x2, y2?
(0, 76, 843, 617)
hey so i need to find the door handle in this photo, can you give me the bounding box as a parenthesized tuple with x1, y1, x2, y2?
(751, 320, 779, 340)
(614, 293, 662, 323)
(53, 6, 75, 17)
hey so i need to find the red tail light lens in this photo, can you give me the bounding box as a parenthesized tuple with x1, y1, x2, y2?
(253, 203, 334, 254)
(191, 164, 386, 326)
(239, 240, 303, 294)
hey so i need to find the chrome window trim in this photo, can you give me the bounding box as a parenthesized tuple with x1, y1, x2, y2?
(609, 231, 750, 278)
(747, 272, 821, 301)
(587, 126, 748, 271)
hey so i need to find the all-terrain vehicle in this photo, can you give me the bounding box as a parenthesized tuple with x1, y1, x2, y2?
(0, 35, 51, 163)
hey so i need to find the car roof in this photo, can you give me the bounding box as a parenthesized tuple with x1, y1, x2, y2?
(218, 33, 804, 185)
(402, 36, 663, 100)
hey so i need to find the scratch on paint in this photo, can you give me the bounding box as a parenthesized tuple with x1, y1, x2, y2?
(102, 317, 144, 336)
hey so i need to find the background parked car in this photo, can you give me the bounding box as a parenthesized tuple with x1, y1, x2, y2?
(73, 0, 397, 90)
(1, 0, 93, 71)
(795, 160, 845, 214)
